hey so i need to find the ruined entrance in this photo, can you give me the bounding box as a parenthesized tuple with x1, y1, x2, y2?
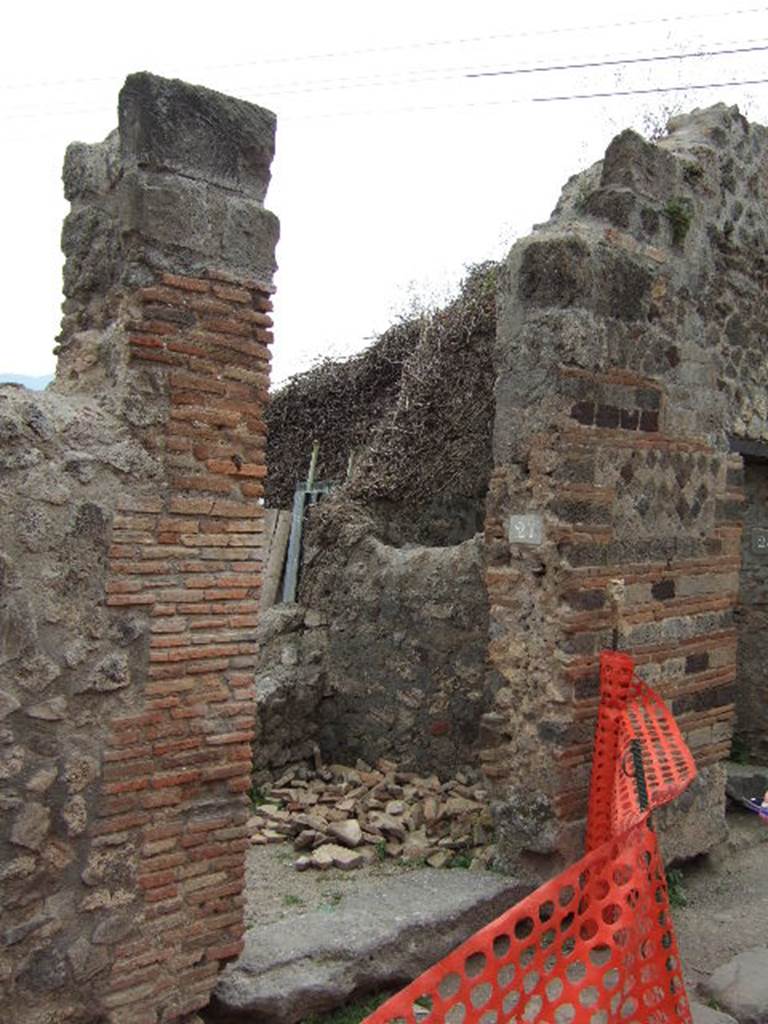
(734, 446, 768, 763)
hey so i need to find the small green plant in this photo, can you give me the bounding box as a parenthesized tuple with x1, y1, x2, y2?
(574, 175, 595, 212)
(449, 851, 472, 870)
(666, 868, 687, 908)
(375, 839, 387, 864)
(249, 781, 270, 807)
(283, 894, 305, 908)
(664, 197, 693, 247)
(302, 991, 392, 1024)
(707, 998, 724, 1012)
(683, 161, 704, 186)
(319, 890, 344, 913)
(730, 734, 750, 765)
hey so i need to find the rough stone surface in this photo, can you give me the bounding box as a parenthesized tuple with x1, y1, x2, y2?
(691, 1001, 739, 1024)
(656, 763, 729, 864)
(254, 533, 501, 778)
(326, 819, 362, 848)
(303, 532, 501, 777)
(209, 869, 530, 1023)
(252, 605, 326, 778)
(486, 103, 768, 874)
(701, 948, 768, 1024)
(118, 72, 275, 201)
(726, 762, 768, 804)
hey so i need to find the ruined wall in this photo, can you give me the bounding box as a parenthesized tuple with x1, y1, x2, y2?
(258, 268, 500, 778)
(486, 104, 764, 877)
(1, 73, 277, 1023)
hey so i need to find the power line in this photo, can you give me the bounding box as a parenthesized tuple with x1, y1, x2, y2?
(0, 5, 766, 93)
(217, 36, 768, 98)
(195, 5, 768, 69)
(4, 72, 768, 126)
(467, 42, 768, 81)
(284, 75, 768, 121)
(3, 32, 767, 122)
(533, 75, 768, 104)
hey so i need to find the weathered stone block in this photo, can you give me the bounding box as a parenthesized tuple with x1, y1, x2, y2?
(518, 237, 593, 308)
(11, 803, 50, 851)
(119, 72, 275, 201)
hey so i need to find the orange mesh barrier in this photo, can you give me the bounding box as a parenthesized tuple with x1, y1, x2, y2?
(586, 653, 637, 852)
(611, 683, 697, 837)
(364, 652, 695, 1024)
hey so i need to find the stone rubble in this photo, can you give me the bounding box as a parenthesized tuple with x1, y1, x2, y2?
(247, 757, 496, 871)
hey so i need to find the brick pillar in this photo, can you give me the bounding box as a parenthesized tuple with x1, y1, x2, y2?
(0, 73, 277, 1024)
(96, 270, 273, 1023)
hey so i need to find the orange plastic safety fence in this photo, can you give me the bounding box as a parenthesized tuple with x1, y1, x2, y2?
(611, 683, 697, 837)
(364, 652, 695, 1024)
(364, 819, 689, 1024)
(586, 652, 636, 852)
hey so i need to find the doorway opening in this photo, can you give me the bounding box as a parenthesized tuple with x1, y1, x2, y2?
(734, 446, 768, 764)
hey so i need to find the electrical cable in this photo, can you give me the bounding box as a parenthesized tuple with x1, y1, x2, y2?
(466, 42, 768, 80)
(283, 75, 768, 121)
(2, 34, 768, 121)
(0, 4, 766, 92)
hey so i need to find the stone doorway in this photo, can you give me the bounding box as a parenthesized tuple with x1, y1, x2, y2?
(735, 452, 768, 763)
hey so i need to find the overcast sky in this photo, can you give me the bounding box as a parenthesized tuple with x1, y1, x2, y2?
(1, 1, 767, 384)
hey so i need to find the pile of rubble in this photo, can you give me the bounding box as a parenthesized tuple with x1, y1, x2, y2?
(248, 757, 496, 872)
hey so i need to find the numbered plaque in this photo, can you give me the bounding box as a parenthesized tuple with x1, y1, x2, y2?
(507, 514, 543, 546)
(751, 527, 768, 554)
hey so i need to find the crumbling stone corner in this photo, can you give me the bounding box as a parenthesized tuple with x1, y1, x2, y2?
(0, 73, 277, 1023)
(485, 105, 767, 877)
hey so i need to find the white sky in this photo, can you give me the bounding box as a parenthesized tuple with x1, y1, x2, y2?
(1, 1, 767, 384)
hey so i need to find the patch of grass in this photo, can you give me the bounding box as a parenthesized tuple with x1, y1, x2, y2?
(282, 894, 305, 908)
(666, 868, 687, 908)
(707, 998, 724, 1012)
(250, 782, 282, 808)
(375, 839, 387, 864)
(448, 851, 472, 870)
(250, 783, 268, 807)
(302, 991, 392, 1023)
(664, 197, 693, 247)
(319, 890, 344, 913)
(683, 161, 704, 186)
(574, 176, 595, 212)
(730, 734, 750, 765)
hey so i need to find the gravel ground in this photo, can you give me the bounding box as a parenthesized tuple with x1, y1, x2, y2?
(242, 808, 768, 996)
(675, 810, 768, 992)
(244, 843, 423, 930)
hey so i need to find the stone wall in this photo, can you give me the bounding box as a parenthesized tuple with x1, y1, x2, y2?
(485, 104, 765, 876)
(1, 73, 277, 1023)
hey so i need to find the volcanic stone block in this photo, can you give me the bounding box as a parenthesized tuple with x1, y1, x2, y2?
(210, 869, 530, 1023)
(119, 72, 276, 201)
(701, 948, 768, 1024)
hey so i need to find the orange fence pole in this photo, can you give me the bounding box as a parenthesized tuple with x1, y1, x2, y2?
(585, 651, 636, 852)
